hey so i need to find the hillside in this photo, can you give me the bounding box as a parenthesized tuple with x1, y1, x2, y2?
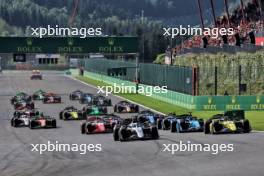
(0, 0, 242, 61)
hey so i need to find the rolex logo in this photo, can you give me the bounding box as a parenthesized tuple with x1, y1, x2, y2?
(232, 96, 236, 104)
(108, 38, 115, 46)
(208, 97, 212, 104)
(257, 96, 261, 103)
(26, 38, 33, 46)
(68, 38, 74, 46)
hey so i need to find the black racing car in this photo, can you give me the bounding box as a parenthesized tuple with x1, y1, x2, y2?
(92, 95, 112, 106)
(59, 106, 84, 120)
(43, 93, 62, 103)
(69, 90, 83, 100)
(133, 110, 165, 127)
(11, 92, 32, 105)
(79, 93, 94, 105)
(114, 101, 139, 113)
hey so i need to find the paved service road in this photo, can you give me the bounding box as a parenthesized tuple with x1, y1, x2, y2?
(0, 71, 263, 176)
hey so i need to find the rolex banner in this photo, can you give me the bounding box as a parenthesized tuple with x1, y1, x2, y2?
(0, 37, 138, 54)
(195, 95, 264, 111)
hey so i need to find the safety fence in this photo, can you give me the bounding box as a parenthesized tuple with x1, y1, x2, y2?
(70, 69, 264, 111)
(84, 58, 194, 95)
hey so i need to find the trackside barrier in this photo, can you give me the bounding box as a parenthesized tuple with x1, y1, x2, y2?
(70, 69, 264, 111)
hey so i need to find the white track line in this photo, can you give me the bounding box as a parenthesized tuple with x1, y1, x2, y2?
(67, 75, 264, 132)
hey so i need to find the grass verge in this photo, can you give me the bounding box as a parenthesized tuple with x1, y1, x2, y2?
(75, 76, 264, 131)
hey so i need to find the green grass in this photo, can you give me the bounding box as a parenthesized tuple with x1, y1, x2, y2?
(76, 76, 264, 131)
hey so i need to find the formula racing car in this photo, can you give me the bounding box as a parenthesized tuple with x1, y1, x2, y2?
(133, 110, 164, 127)
(59, 106, 84, 120)
(82, 106, 108, 117)
(29, 115, 57, 129)
(92, 95, 112, 106)
(11, 109, 43, 127)
(10, 92, 32, 105)
(13, 100, 35, 110)
(114, 101, 139, 113)
(170, 113, 204, 133)
(30, 70, 42, 80)
(32, 89, 46, 100)
(43, 93, 62, 103)
(158, 113, 177, 130)
(69, 90, 83, 100)
(81, 114, 121, 134)
(204, 110, 251, 134)
(113, 118, 159, 141)
(79, 93, 94, 105)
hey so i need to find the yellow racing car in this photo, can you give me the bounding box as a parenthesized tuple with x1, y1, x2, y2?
(204, 110, 251, 134)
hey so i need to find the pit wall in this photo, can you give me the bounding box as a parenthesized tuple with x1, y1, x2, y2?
(70, 69, 264, 111)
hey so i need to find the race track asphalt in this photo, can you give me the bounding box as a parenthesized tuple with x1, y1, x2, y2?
(0, 71, 263, 176)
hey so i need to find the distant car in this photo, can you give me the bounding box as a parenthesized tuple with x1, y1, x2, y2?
(11, 109, 43, 127)
(14, 100, 35, 110)
(114, 101, 139, 113)
(79, 93, 94, 105)
(204, 110, 251, 134)
(113, 118, 159, 141)
(134, 110, 164, 127)
(82, 106, 108, 117)
(170, 113, 204, 133)
(11, 92, 31, 105)
(59, 106, 84, 120)
(92, 95, 112, 106)
(43, 93, 62, 103)
(30, 70, 42, 80)
(69, 90, 83, 100)
(81, 114, 121, 134)
(32, 89, 46, 100)
(29, 115, 57, 129)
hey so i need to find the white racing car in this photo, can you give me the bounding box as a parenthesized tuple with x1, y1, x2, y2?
(113, 119, 159, 141)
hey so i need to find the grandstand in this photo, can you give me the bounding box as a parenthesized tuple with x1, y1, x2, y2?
(160, 0, 264, 96)
(172, 0, 264, 55)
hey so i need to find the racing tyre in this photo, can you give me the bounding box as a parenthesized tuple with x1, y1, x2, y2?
(135, 105, 139, 113)
(114, 106, 118, 113)
(243, 120, 251, 133)
(171, 121, 177, 133)
(29, 121, 35, 129)
(157, 119, 162, 129)
(81, 123, 86, 134)
(52, 120, 57, 128)
(11, 119, 14, 127)
(151, 126, 159, 139)
(113, 127, 119, 141)
(59, 112, 63, 120)
(204, 121, 211, 134)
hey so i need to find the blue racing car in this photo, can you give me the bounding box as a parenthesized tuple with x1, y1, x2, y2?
(170, 113, 204, 133)
(134, 110, 164, 127)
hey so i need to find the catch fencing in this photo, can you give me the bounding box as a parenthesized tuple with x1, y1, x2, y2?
(84, 58, 194, 95)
